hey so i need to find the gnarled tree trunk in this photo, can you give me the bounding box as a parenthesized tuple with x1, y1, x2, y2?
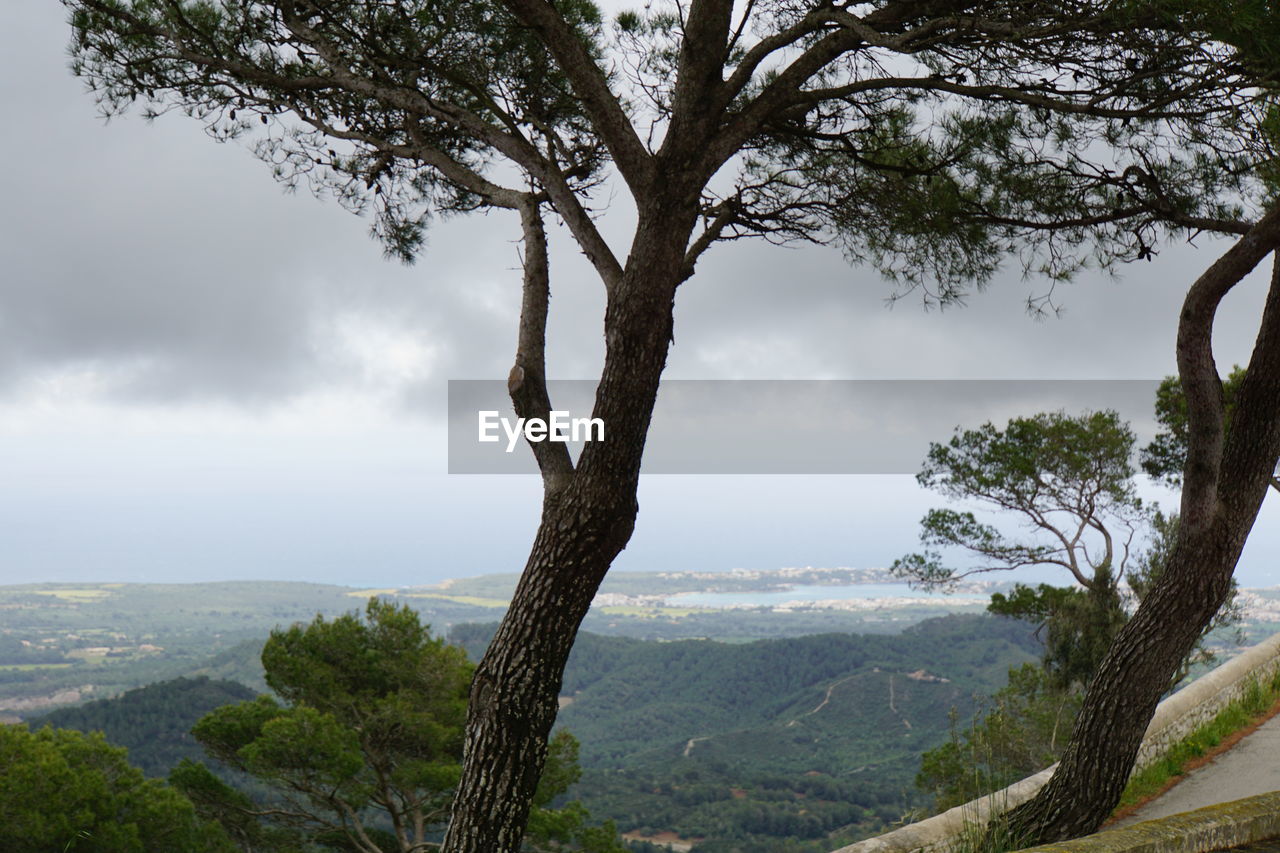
(441, 201, 697, 852)
(1006, 208, 1280, 843)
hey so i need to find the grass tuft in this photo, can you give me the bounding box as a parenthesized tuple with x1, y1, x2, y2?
(1115, 668, 1280, 811)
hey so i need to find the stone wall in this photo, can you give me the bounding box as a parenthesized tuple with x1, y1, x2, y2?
(1019, 791, 1280, 853)
(1131, 631, 1280, 769)
(831, 630, 1280, 853)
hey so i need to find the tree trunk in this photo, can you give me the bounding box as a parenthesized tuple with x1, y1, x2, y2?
(1006, 211, 1280, 844)
(1004, 525, 1242, 840)
(441, 205, 694, 852)
(438, 490, 639, 853)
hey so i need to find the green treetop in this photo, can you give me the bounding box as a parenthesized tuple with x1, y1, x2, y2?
(895, 410, 1140, 688)
(893, 410, 1144, 590)
(1141, 367, 1280, 494)
(0, 724, 234, 853)
(177, 598, 621, 852)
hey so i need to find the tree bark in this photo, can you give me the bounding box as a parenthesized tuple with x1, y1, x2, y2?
(1005, 209, 1280, 844)
(441, 202, 695, 853)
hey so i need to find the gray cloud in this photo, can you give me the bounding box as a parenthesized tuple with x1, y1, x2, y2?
(2, 5, 530, 407)
(7, 4, 1273, 418)
(8, 4, 1280, 591)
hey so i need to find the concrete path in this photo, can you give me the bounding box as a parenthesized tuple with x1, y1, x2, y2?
(1112, 712, 1280, 828)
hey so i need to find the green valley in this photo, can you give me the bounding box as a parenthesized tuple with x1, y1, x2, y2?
(5, 574, 1277, 851)
(0, 572, 991, 719)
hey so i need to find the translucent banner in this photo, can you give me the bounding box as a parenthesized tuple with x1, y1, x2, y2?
(448, 379, 1163, 474)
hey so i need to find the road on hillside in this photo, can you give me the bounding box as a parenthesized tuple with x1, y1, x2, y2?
(1111, 713, 1280, 828)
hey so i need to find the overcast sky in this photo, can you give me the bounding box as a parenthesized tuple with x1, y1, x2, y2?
(3, 4, 1279, 589)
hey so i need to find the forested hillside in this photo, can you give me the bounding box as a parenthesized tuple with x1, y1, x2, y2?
(453, 614, 1043, 850)
(0, 578, 991, 720)
(23, 613, 1042, 851)
(27, 676, 257, 778)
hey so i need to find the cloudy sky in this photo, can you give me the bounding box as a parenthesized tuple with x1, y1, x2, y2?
(4, 4, 1279, 589)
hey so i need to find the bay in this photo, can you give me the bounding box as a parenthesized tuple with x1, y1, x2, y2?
(669, 582, 967, 607)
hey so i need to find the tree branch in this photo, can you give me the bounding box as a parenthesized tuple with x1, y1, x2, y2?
(498, 0, 654, 191)
(718, 8, 826, 109)
(332, 797, 385, 853)
(1176, 204, 1280, 529)
(668, 0, 734, 149)
(1220, 251, 1280, 515)
(793, 74, 1231, 121)
(681, 197, 739, 281)
(275, 9, 625, 289)
(509, 200, 575, 495)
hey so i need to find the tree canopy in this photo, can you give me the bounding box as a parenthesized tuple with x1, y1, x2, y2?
(1141, 367, 1280, 494)
(0, 724, 234, 853)
(894, 410, 1144, 593)
(895, 407, 1242, 690)
(66, 0, 1272, 289)
(182, 598, 472, 851)
(177, 598, 620, 852)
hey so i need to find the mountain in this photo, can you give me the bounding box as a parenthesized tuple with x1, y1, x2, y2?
(26, 675, 257, 778)
(454, 613, 1042, 850)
